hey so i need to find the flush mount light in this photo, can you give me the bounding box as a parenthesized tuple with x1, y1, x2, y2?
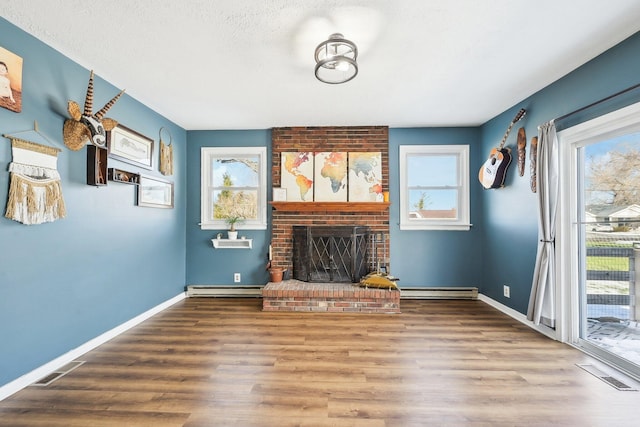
(314, 33, 358, 84)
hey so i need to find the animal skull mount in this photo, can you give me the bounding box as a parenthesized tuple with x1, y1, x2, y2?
(63, 70, 125, 151)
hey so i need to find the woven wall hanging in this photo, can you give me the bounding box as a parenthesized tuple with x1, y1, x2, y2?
(159, 126, 173, 176)
(4, 127, 66, 225)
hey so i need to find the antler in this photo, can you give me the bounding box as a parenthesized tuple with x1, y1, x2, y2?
(95, 89, 125, 119)
(83, 70, 95, 116)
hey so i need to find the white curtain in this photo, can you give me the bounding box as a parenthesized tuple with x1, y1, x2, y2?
(527, 121, 559, 327)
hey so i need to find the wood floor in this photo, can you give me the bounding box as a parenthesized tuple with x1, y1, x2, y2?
(1, 298, 638, 426)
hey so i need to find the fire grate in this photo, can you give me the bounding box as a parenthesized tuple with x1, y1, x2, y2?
(293, 226, 369, 283)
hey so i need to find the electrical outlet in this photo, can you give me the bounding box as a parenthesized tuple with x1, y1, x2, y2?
(234, 273, 241, 283)
(503, 285, 510, 298)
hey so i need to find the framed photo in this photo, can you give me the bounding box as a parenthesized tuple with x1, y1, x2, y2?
(108, 124, 154, 170)
(0, 45, 23, 113)
(137, 175, 174, 208)
(273, 187, 287, 201)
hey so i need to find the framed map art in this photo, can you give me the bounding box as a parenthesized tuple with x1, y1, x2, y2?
(280, 152, 313, 201)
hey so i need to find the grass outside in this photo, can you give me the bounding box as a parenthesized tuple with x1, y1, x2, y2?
(585, 234, 638, 295)
(586, 256, 629, 271)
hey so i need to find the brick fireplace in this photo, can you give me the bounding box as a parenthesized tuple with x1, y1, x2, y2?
(263, 126, 398, 313)
(270, 126, 390, 274)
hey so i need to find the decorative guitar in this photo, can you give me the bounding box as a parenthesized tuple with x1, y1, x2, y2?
(478, 108, 526, 189)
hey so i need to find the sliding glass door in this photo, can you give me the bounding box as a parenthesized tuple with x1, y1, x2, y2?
(561, 104, 640, 379)
(578, 133, 640, 376)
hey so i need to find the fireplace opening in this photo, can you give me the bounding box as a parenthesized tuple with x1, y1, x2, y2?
(292, 226, 369, 283)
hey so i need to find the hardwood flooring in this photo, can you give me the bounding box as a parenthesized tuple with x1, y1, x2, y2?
(0, 298, 638, 426)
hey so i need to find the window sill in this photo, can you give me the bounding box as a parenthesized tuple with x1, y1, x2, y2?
(400, 223, 472, 231)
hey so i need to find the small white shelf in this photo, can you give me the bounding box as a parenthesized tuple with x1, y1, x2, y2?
(212, 238, 253, 249)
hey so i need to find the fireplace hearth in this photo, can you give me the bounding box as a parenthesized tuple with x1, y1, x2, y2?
(292, 226, 369, 283)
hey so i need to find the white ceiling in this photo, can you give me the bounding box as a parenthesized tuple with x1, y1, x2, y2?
(2, 0, 640, 130)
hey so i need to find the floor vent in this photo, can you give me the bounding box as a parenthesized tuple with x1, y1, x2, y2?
(400, 287, 478, 300)
(577, 364, 638, 391)
(187, 285, 264, 298)
(30, 361, 85, 387)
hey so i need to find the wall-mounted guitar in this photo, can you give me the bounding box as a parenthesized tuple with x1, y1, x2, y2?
(478, 108, 526, 189)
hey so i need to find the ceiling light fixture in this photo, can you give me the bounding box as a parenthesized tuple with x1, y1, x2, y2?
(314, 33, 358, 84)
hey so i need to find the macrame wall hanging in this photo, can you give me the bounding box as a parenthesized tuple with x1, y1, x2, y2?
(4, 126, 66, 225)
(158, 127, 173, 176)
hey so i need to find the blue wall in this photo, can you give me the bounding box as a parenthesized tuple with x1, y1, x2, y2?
(388, 127, 484, 286)
(479, 32, 640, 314)
(185, 127, 484, 288)
(0, 18, 187, 387)
(186, 130, 272, 285)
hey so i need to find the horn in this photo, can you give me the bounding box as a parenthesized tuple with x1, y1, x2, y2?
(83, 70, 95, 116)
(95, 89, 125, 120)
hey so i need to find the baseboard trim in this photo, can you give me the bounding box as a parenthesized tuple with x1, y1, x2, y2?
(0, 292, 186, 402)
(478, 293, 558, 340)
(187, 285, 263, 297)
(401, 287, 478, 300)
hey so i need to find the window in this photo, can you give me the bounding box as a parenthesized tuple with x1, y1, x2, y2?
(200, 147, 267, 230)
(399, 145, 470, 231)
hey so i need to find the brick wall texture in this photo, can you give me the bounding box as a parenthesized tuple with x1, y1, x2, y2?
(270, 126, 390, 272)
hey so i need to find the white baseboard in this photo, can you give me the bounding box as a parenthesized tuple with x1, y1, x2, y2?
(0, 292, 186, 402)
(478, 293, 558, 340)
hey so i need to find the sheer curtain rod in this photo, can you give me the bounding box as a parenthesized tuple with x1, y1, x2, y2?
(553, 82, 640, 123)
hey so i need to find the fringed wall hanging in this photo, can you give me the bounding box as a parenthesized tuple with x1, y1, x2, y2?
(158, 126, 173, 176)
(4, 126, 66, 225)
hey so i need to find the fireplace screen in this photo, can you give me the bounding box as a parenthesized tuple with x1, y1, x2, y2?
(292, 226, 369, 283)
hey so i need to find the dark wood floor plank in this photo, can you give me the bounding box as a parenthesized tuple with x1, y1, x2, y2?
(1, 298, 638, 426)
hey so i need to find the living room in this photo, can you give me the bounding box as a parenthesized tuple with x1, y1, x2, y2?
(1, 2, 640, 423)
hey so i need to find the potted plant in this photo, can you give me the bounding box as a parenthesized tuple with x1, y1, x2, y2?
(224, 215, 243, 240)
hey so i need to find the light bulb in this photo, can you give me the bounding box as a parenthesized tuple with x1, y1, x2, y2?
(336, 61, 349, 71)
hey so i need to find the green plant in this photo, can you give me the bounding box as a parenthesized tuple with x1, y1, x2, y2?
(224, 215, 243, 231)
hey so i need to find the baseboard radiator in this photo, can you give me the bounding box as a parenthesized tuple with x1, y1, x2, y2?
(187, 285, 477, 299)
(400, 287, 478, 300)
(187, 285, 264, 298)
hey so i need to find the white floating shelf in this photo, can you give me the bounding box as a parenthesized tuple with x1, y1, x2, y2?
(212, 238, 252, 249)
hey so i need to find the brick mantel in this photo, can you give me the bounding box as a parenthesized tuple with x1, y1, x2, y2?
(270, 126, 390, 273)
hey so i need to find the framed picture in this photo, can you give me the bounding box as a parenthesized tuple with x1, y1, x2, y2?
(273, 187, 287, 201)
(0, 45, 23, 113)
(137, 175, 174, 208)
(314, 152, 347, 201)
(348, 151, 382, 201)
(281, 152, 313, 201)
(108, 124, 154, 170)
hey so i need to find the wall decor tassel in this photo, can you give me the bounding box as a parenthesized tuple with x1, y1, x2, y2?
(159, 126, 174, 176)
(3, 132, 66, 225)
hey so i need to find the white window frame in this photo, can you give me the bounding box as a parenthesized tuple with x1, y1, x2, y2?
(200, 146, 267, 230)
(399, 144, 470, 231)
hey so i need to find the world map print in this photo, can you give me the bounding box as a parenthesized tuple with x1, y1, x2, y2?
(314, 152, 347, 201)
(281, 152, 313, 201)
(349, 152, 382, 201)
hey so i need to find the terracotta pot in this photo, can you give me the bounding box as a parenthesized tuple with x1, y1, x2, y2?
(269, 268, 284, 282)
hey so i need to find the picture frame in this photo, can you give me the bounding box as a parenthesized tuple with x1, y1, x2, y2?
(0, 45, 23, 113)
(273, 187, 287, 201)
(108, 124, 154, 170)
(137, 175, 174, 208)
